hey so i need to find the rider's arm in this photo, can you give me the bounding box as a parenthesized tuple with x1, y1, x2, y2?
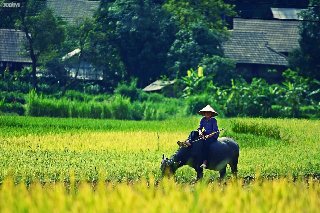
(211, 118, 219, 139)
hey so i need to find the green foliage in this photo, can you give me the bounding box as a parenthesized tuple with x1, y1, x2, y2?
(200, 55, 237, 86)
(0, 67, 33, 94)
(110, 95, 132, 120)
(16, 0, 66, 89)
(163, 0, 235, 30)
(0, 0, 20, 28)
(289, 1, 320, 81)
(142, 98, 182, 121)
(93, 0, 176, 87)
(166, 25, 227, 75)
(185, 94, 224, 116)
(213, 69, 319, 118)
(231, 119, 282, 140)
(114, 79, 142, 101)
(140, 92, 166, 102)
(279, 69, 310, 117)
(181, 68, 208, 97)
(63, 90, 89, 102)
(163, 0, 234, 75)
(0, 102, 25, 115)
(26, 90, 111, 119)
(0, 92, 26, 115)
(0, 91, 26, 104)
(224, 78, 274, 117)
(25, 90, 184, 121)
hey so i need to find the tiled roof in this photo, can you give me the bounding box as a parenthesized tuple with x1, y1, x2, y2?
(233, 18, 301, 52)
(223, 31, 288, 66)
(47, 0, 100, 24)
(0, 29, 31, 63)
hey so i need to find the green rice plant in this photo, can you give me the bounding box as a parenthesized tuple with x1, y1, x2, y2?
(1, 177, 319, 212)
(88, 102, 103, 119)
(64, 90, 91, 102)
(0, 116, 319, 182)
(101, 103, 112, 119)
(231, 118, 282, 140)
(110, 95, 132, 120)
(143, 103, 157, 121)
(130, 102, 144, 120)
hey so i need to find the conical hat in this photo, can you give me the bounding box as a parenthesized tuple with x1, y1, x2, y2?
(198, 105, 218, 116)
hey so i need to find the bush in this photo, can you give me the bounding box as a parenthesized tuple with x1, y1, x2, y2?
(22, 90, 234, 120)
(185, 94, 223, 116)
(0, 102, 25, 115)
(130, 102, 144, 120)
(114, 79, 142, 101)
(0, 91, 26, 104)
(110, 95, 132, 120)
(89, 103, 103, 119)
(299, 105, 320, 118)
(200, 55, 237, 86)
(143, 103, 157, 121)
(101, 104, 112, 119)
(143, 93, 166, 103)
(64, 90, 91, 102)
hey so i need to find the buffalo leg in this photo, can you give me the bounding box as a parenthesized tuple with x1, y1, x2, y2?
(219, 167, 226, 179)
(196, 168, 204, 180)
(230, 158, 238, 177)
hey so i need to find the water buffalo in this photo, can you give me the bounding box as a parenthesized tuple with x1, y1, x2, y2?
(160, 131, 239, 179)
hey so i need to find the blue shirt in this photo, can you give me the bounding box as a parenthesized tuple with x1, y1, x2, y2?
(198, 117, 219, 139)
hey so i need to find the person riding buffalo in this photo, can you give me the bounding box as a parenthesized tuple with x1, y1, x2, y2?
(178, 105, 220, 168)
(197, 105, 219, 168)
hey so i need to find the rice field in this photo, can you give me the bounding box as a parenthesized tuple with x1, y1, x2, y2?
(0, 116, 319, 212)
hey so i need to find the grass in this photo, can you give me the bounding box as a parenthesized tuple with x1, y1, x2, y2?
(0, 115, 319, 212)
(0, 177, 319, 213)
(0, 116, 319, 183)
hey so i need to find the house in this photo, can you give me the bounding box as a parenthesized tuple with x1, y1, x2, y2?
(223, 31, 288, 81)
(67, 62, 103, 81)
(222, 17, 301, 81)
(46, 0, 100, 25)
(232, 18, 301, 55)
(62, 48, 103, 81)
(0, 29, 31, 73)
(143, 80, 175, 92)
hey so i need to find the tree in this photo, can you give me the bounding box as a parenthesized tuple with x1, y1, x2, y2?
(17, 0, 65, 90)
(58, 18, 96, 92)
(92, 0, 176, 88)
(163, 0, 234, 76)
(166, 25, 226, 75)
(200, 55, 237, 86)
(163, 0, 235, 31)
(289, 1, 320, 81)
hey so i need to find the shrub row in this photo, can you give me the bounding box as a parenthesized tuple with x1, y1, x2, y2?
(0, 91, 26, 115)
(25, 91, 185, 120)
